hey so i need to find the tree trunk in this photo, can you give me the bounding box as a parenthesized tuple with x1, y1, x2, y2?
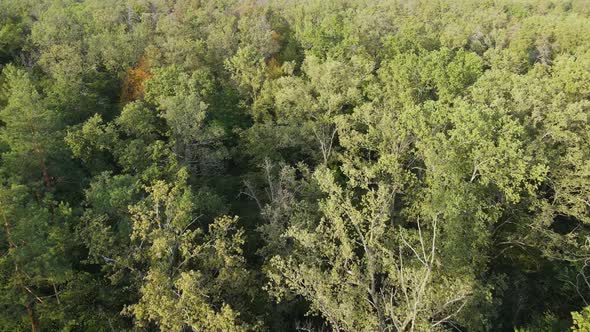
(26, 300, 40, 332)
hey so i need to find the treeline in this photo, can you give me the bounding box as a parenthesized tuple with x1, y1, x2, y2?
(1, 0, 590, 331)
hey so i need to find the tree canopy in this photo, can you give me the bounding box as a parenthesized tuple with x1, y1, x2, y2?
(1, 0, 590, 331)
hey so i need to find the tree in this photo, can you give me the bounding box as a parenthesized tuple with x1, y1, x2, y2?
(79, 169, 257, 331)
(0, 65, 77, 331)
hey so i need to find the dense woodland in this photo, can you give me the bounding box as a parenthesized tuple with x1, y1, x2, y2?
(2, 0, 590, 331)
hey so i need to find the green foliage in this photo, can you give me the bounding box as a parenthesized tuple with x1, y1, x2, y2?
(2, 0, 590, 331)
(125, 174, 256, 331)
(573, 306, 590, 331)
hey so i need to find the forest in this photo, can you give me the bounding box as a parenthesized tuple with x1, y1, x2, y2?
(1, 0, 590, 331)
